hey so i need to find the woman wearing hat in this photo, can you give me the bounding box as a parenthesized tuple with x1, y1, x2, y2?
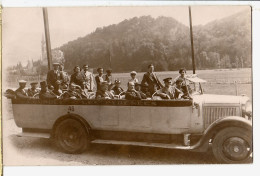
(128, 71, 139, 84)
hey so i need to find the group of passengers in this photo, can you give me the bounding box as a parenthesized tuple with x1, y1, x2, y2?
(14, 63, 190, 100)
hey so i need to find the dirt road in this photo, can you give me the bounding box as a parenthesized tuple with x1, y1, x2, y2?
(2, 98, 217, 166)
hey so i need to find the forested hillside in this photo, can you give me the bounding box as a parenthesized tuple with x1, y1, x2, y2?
(60, 10, 251, 72)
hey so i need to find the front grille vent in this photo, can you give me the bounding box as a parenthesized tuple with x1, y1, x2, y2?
(203, 106, 240, 128)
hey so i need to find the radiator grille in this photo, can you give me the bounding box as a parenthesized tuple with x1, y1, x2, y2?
(203, 106, 240, 128)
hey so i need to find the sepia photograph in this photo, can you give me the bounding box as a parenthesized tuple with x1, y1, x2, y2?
(2, 5, 252, 166)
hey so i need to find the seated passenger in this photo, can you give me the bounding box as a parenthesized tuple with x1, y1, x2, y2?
(157, 77, 175, 100)
(15, 80, 34, 99)
(141, 83, 151, 98)
(125, 82, 142, 100)
(174, 78, 189, 99)
(63, 83, 82, 99)
(51, 81, 63, 96)
(135, 83, 147, 99)
(39, 81, 59, 100)
(111, 79, 124, 95)
(96, 81, 114, 99)
(27, 82, 40, 97)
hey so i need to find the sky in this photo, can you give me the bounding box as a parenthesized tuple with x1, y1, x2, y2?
(2, 6, 250, 68)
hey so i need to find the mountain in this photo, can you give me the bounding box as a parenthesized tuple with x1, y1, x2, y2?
(60, 11, 251, 73)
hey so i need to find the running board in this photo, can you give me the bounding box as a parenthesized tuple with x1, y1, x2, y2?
(91, 139, 193, 150)
(16, 132, 51, 138)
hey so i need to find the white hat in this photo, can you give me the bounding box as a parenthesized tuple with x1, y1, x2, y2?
(130, 71, 137, 75)
(19, 80, 27, 84)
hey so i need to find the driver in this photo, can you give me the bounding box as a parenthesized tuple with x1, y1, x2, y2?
(157, 77, 175, 99)
(28, 82, 40, 97)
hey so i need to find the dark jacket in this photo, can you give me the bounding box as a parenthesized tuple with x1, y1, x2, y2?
(27, 88, 40, 97)
(95, 75, 105, 91)
(70, 73, 85, 89)
(112, 86, 124, 95)
(141, 72, 163, 95)
(15, 88, 32, 99)
(39, 91, 57, 100)
(125, 90, 142, 100)
(63, 90, 82, 99)
(96, 90, 114, 99)
(47, 70, 62, 88)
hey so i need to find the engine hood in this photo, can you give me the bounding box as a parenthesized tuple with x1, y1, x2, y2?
(193, 94, 250, 105)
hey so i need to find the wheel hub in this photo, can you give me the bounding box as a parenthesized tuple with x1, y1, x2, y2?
(223, 137, 251, 161)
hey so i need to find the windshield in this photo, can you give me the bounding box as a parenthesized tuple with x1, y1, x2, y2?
(188, 82, 203, 95)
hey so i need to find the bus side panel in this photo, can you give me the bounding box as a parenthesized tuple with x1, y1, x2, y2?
(13, 104, 192, 134)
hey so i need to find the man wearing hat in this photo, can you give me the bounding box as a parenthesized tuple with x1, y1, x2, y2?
(28, 82, 40, 97)
(96, 81, 114, 99)
(141, 64, 163, 95)
(39, 81, 59, 100)
(128, 71, 138, 84)
(111, 79, 124, 96)
(47, 62, 62, 90)
(15, 80, 32, 99)
(95, 67, 106, 91)
(81, 64, 95, 91)
(104, 68, 114, 90)
(125, 82, 143, 100)
(157, 77, 175, 100)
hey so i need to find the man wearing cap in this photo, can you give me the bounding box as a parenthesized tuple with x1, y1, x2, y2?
(39, 81, 59, 100)
(15, 80, 32, 99)
(125, 82, 143, 100)
(47, 63, 62, 90)
(111, 79, 124, 96)
(95, 67, 106, 91)
(28, 82, 40, 97)
(157, 78, 175, 100)
(141, 64, 163, 95)
(128, 71, 138, 84)
(96, 81, 114, 99)
(104, 69, 114, 90)
(81, 64, 95, 91)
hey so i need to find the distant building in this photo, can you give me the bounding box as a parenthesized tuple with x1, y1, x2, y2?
(41, 35, 65, 65)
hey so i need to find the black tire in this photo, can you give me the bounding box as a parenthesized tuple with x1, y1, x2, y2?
(212, 127, 252, 164)
(55, 118, 89, 154)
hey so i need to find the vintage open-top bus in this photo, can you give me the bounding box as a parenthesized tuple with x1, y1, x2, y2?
(5, 75, 252, 164)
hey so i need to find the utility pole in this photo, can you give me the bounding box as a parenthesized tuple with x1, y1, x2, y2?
(42, 7, 53, 71)
(189, 6, 196, 74)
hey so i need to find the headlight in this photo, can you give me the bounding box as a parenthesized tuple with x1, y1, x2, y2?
(242, 101, 252, 118)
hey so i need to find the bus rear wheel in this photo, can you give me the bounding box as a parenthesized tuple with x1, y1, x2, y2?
(212, 127, 252, 164)
(55, 118, 89, 154)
